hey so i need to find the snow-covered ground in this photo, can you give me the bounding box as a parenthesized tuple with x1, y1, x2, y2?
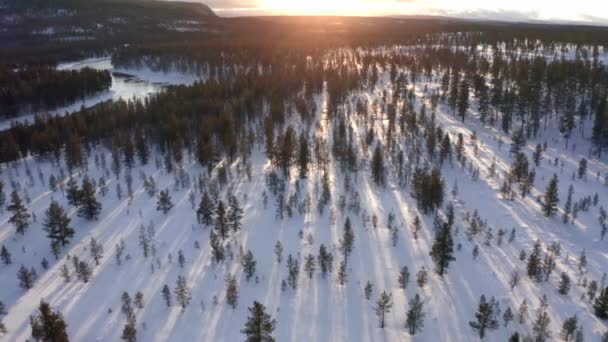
(0, 62, 607, 341)
(0, 57, 204, 130)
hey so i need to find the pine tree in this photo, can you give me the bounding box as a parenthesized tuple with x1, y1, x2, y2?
(533, 295, 552, 342)
(503, 306, 514, 327)
(318, 244, 333, 278)
(241, 301, 276, 342)
(161, 284, 172, 307)
(214, 200, 228, 240)
(429, 222, 455, 276)
(527, 240, 543, 282)
(89, 238, 103, 266)
(577, 158, 587, 179)
(337, 260, 347, 285)
(196, 191, 214, 226)
(66, 178, 81, 207)
(469, 294, 499, 339)
(30, 300, 69, 342)
(304, 254, 316, 279)
(371, 144, 385, 186)
(178, 250, 185, 268)
(174, 275, 191, 310)
(558, 272, 571, 295)
(242, 250, 257, 282)
(364, 281, 373, 300)
(17, 265, 36, 290)
(225, 274, 239, 309)
(518, 299, 528, 324)
(405, 293, 425, 335)
(457, 79, 469, 122)
(1, 245, 12, 265)
(298, 132, 310, 179)
(227, 195, 243, 232)
(374, 291, 393, 329)
(43, 200, 74, 258)
(274, 241, 283, 263)
(543, 174, 559, 217)
(340, 217, 355, 264)
(563, 185, 573, 223)
(156, 189, 173, 215)
(7, 190, 30, 234)
(594, 287, 608, 319)
(209, 230, 224, 262)
(510, 128, 526, 156)
(398, 266, 410, 290)
(561, 315, 578, 341)
(76, 261, 92, 283)
(134, 292, 144, 309)
(78, 177, 101, 220)
(412, 216, 421, 240)
(121, 316, 136, 342)
(533, 143, 543, 166)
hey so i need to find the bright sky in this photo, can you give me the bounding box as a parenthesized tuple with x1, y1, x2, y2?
(182, 0, 608, 25)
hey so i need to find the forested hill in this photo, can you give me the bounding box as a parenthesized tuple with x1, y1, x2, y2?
(0, 0, 217, 64)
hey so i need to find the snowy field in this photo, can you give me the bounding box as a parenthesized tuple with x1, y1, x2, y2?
(0, 60, 607, 341)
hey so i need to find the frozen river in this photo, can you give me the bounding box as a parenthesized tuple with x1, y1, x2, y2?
(0, 56, 202, 130)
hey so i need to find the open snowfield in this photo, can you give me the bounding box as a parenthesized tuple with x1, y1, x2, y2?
(0, 61, 607, 341)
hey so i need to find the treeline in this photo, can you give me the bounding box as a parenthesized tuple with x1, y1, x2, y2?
(0, 66, 111, 117)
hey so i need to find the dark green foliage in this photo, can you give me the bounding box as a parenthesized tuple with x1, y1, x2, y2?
(543, 174, 559, 217)
(43, 200, 74, 258)
(156, 189, 173, 215)
(242, 301, 276, 342)
(469, 294, 499, 339)
(30, 300, 69, 342)
(7, 190, 30, 235)
(429, 222, 455, 276)
(78, 177, 101, 220)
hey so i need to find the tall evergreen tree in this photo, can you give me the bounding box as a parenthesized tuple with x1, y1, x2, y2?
(225, 274, 239, 309)
(174, 275, 191, 310)
(242, 250, 257, 282)
(7, 190, 30, 235)
(227, 195, 243, 232)
(561, 315, 578, 341)
(156, 189, 173, 215)
(469, 294, 499, 339)
(30, 300, 69, 342)
(543, 174, 559, 217)
(196, 191, 215, 226)
(298, 132, 310, 179)
(405, 293, 425, 335)
(533, 295, 552, 342)
(429, 222, 455, 276)
(214, 200, 228, 240)
(371, 144, 385, 186)
(374, 291, 393, 329)
(594, 287, 608, 319)
(340, 217, 355, 264)
(78, 177, 101, 220)
(0, 245, 11, 265)
(43, 200, 74, 258)
(241, 301, 276, 342)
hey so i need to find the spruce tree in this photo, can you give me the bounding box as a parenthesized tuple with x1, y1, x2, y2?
(156, 189, 173, 215)
(298, 132, 310, 179)
(533, 295, 552, 342)
(405, 293, 425, 335)
(429, 222, 455, 276)
(89, 238, 103, 266)
(1, 245, 12, 265)
(577, 158, 587, 179)
(17, 265, 36, 290)
(561, 315, 577, 341)
(241, 301, 276, 342)
(304, 254, 316, 279)
(196, 191, 214, 226)
(543, 174, 559, 217)
(227, 195, 243, 232)
(225, 274, 239, 309)
(214, 200, 228, 240)
(371, 144, 385, 186)
(78, 177, 101, 220)
(398, 266, 410, 290)
(594, 287, 608, 319)
(340, 217, 355, 264)
(558, 272, 571, 295)
(66, 178, 81, 207)
(469, 294, 499, 339)
(7, 190, 30, 235)
(533, 144, 543, 166)
(43, 200, 74, 258)
(174, 275, 191, 310)
(30, 300, 69, 342)
(242, 250, 257, 282)
(161, 284, 171, 307)
(374, 291, 393, 329)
